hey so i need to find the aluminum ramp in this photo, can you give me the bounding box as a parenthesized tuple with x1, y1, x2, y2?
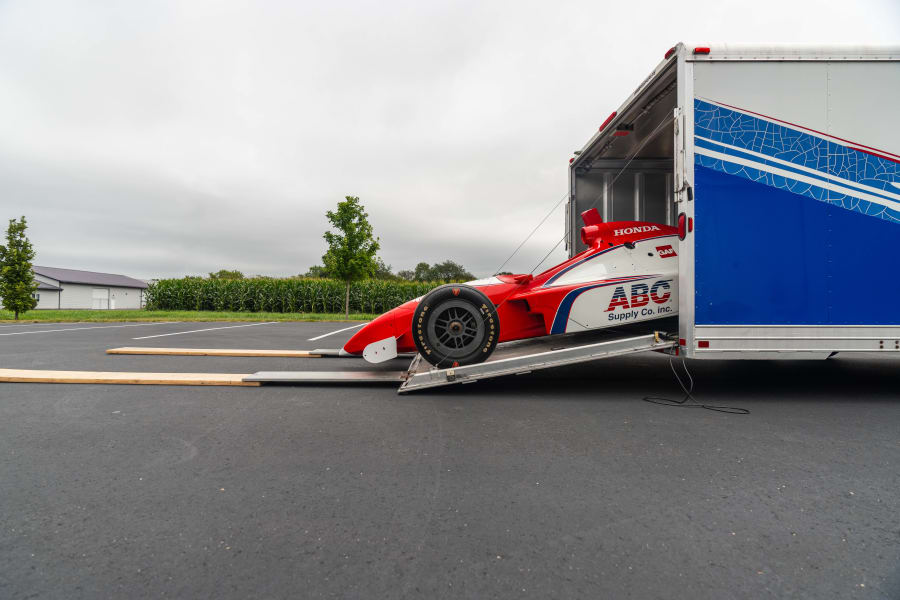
(243, 329, 677, 392)
(398, 331, 675, 392)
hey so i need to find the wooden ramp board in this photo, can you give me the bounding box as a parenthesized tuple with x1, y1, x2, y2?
(0, 369, 260, 386)
(244, 371, 407, 384)
(107, 347, 322, 358)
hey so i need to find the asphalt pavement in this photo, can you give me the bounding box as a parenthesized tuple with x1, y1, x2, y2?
(0, 320, 898, 599)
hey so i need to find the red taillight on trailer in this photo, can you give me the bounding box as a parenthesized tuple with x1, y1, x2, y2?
(613, 131, 630, 137)
(678, 212, 687, 240)
(599, 111, 617, 132)
(693, 47, 710, 55)
(698, 340, 710, 348)
(569, 158, 575, 164)
(688, 217, 693, 232)
(679, 338, 686, 347)
(664, 46, 677, 59)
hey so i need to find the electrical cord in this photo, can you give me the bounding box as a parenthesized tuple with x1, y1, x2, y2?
(643, 357, 750, 415)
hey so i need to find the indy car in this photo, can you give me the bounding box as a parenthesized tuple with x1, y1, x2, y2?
(343, 209, 679, 367)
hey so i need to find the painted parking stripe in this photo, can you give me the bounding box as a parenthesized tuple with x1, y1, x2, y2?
(307, 323, 367, 341)
(0, 322, 181, 336)
(132, 322, 279, 340)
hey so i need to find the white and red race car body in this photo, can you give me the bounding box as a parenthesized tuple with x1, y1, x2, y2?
(344, 210, 679, 362)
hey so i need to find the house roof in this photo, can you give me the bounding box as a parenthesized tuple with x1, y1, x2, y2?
(33, 266, 148, 289)
(34, 279, 62, 291)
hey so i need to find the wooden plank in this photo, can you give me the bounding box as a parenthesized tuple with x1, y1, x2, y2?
(0, 369, 260, 386)
(106, 347, 322, 358)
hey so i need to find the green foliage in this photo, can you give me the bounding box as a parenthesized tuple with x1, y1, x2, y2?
(402, 260, 475, 283)
(429, 260, 475, 282)
(413, 262, 431, 282)
(145, 277, 440, 315)
(208, 269, 244, 280)
(0, 216, 38, 319)
(372, 258, 397, 280)
(302, 265, 329, 278)
(322, 196, 380, 284)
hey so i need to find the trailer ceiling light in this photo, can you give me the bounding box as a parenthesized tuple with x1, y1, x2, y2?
(599, 111, 617, 132)
(569, 157, 575, 164)
(693, 47, 710, 55)
(664, 46, 677, 59)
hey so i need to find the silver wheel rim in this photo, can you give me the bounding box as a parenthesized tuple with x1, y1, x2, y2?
(427, 299, 484, 358)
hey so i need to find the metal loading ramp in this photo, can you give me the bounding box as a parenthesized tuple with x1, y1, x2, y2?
(243, 330, 677, 392)
(398, 331, 676, 392)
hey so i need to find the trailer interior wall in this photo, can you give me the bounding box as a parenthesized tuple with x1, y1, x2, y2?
(678, 46, 900, 358)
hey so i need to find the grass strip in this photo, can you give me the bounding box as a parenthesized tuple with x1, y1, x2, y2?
(0, 310, 378, 323)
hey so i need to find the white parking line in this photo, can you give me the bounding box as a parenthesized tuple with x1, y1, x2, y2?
(307, 323, 367, 341)
(0, 322, 181, 336)
(132, 322, 279, 340)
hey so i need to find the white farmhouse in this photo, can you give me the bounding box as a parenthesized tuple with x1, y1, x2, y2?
(31, 266, 148, 310)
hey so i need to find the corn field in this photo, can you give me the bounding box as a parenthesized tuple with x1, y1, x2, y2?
(145, 278, 441, 314)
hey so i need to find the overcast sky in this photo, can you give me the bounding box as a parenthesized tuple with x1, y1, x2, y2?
(1, 0, 897, 279)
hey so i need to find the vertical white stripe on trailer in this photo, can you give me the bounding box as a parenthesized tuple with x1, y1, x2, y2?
(676, 48, 696, 356)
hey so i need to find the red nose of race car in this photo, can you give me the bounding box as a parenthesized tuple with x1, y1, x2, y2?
(342, 299, 417, 359)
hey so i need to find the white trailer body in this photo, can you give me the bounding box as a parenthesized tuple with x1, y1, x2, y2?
(567, 44, 900, 359)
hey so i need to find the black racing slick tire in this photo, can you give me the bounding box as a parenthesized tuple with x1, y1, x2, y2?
(412, 285, 499, 367)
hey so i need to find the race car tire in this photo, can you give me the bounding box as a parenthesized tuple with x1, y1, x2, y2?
(412, 284, 499, 367)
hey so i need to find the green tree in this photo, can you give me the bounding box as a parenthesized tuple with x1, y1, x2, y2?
(322, 196, 380, 317)
(208, 269, 244, 280)
(0, 216, 38, 320)
(396, 269, 415, 281)
(302, 265, 329, 278)
(429, 260, 474, 282)
(372, 258, 396, 280)
(412, 261, 432, 282)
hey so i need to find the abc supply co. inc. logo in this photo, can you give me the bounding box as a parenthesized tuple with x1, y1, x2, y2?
(605, 279, 672, 312)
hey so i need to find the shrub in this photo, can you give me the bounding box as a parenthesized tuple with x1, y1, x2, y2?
(145, 277, 439, 314)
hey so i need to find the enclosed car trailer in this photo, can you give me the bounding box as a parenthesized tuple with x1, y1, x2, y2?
(567, 43, 900, 360)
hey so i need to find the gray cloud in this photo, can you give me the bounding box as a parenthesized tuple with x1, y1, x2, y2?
(1, 0, 897, 279)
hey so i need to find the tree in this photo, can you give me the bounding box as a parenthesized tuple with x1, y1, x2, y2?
(208, 269, 244, 280)
(322, 196, 380, 317)
(429, 260, 474, 282)
(0, 216, 38, 320)
(302, 265, 329, 278)
(412, 262, 432, 282)
(372, 258, 396, 280)
(403, 260, 475, 282)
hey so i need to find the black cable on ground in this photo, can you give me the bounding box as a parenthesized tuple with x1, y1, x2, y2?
(643, 357, 749, 415)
